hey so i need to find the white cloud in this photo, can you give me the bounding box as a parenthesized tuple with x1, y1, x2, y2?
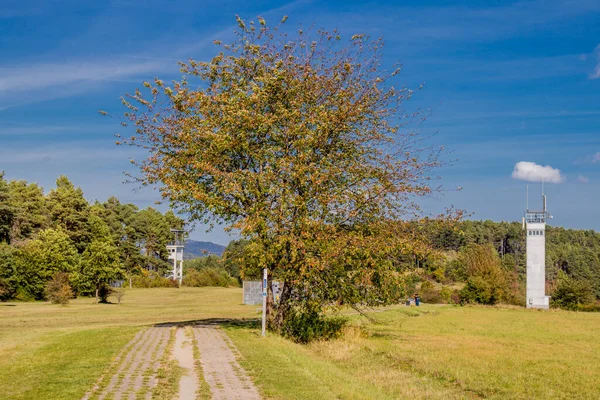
(592, 152, 600, 164)
(511, 161, 564, 183)
(577, 175, 589, 184)
(0, 58, 169, 93)
(590, 44, 600, 79)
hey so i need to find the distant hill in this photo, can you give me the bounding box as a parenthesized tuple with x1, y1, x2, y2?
(183, 240, 227, 259)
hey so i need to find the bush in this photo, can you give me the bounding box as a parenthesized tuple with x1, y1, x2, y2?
(551, 272, 595, 310)
(458, 244, 511, 305)
(450, 291, 461, 305)
(113, 288, 125, 305)
(45, 272, 74, 305)
(572, 303, 600, 312)
(98, 284, 113, 303)
(460, 276, 503, 305)
(131, 272, 179, 288)
(432, 267, 446, 283)
(420, 280, 435, 290)
(420, 288, 442, 304)
(182, 268, 238, 288)
(440, 286, 452, 303)
(280, 305, 348, 344)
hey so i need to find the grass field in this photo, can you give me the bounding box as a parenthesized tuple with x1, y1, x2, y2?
(2, 288, 600, 399)
(228, 305, 600, 399)
(0, 287, 255, 400)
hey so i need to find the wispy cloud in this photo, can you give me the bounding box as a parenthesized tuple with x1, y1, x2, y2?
(0, 142, 145, 164)
(0, 123, 113, 136)
(0, 58, 170, 93)
(575, 151, 600, 164)
(577, 175, 590, 184)
(590, 44, 600, 79)
(512, 161, 564, 183)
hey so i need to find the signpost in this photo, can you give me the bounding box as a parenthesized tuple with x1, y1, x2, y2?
(261, 268, 267, 337)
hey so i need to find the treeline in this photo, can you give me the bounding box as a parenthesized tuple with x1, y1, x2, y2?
(414, 220, 600, 309)
(0, 173, 184, 301)
(181, 239, 246, 288)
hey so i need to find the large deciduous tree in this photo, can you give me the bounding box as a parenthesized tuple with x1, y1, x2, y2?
(13, 228, 79, 300)
(117, 16, 448, 337)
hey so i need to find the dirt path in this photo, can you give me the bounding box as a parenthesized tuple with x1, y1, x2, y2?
(193, 325, 261, 400)
(174, 327, 199, 400)
(81, 326, 170, 400)
(84, 324, 260, 400)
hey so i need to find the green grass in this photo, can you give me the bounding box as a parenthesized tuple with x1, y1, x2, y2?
(226, 305, 600, 400)
(3, 288, 600, 399)
(0, 287, 254, 400)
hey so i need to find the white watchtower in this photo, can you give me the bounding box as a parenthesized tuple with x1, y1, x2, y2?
(523, 194, 551, 309)
(167, 229, 185, 285)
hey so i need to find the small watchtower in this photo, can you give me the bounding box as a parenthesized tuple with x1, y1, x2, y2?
(167, 229, 185, 285)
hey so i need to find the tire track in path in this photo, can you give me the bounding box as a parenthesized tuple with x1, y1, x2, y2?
(192, 324, 261, 400)
(81, 326, 170, 400)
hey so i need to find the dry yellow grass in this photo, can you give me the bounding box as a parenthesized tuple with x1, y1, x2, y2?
(227, 304, 600, 399)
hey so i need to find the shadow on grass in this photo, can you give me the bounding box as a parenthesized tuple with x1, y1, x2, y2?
(154, 318, 260, 329)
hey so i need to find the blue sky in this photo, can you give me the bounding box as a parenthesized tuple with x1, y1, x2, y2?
(1, 0, 599, 245)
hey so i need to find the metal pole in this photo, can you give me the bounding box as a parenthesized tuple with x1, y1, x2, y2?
(261, 268, 267, 337)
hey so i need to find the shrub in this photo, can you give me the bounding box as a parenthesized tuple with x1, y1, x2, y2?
(458, 244, 510, 305)
(460, 276, 503, 305)
(440, 286, 452, 303)
(573, 302, 600, 312)
(45, 272, 74, 305)
(98, 284, 113, 303)
(420, 288, 442, 304)
(420, 280, 435, 290)
(280, 305, 348, 344)
(551, 272, 594, 310)
(131, 272, 179, 288)
(450, 291, 461, 305)
(113, 288, 125, 305)
(182, 268, 238, 288)
(432, 267, 446, 283)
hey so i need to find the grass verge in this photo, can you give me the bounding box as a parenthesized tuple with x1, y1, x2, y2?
(0, 326, 140, 400)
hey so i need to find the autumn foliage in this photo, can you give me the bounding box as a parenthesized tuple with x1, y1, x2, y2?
(118, 16, 450, 339)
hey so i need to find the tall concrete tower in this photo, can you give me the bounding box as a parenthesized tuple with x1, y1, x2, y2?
(524, 193, 550, 309)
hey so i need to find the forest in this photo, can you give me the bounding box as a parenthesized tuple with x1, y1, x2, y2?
(1, 172, 598, 310)
(410, 219, 600, 309)
(0, 173, 185, 301)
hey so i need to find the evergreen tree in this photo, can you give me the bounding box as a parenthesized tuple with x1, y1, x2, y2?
(46, 176, 91, 252)
(0, 172, 15, 244)
(7, 180, 48, 242)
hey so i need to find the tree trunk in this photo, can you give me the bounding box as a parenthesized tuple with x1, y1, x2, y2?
(95, 287, 99, 303)
(272, 282, 293, 332)
(129, 275, 132, 289)
(266, 273, 275, 330)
